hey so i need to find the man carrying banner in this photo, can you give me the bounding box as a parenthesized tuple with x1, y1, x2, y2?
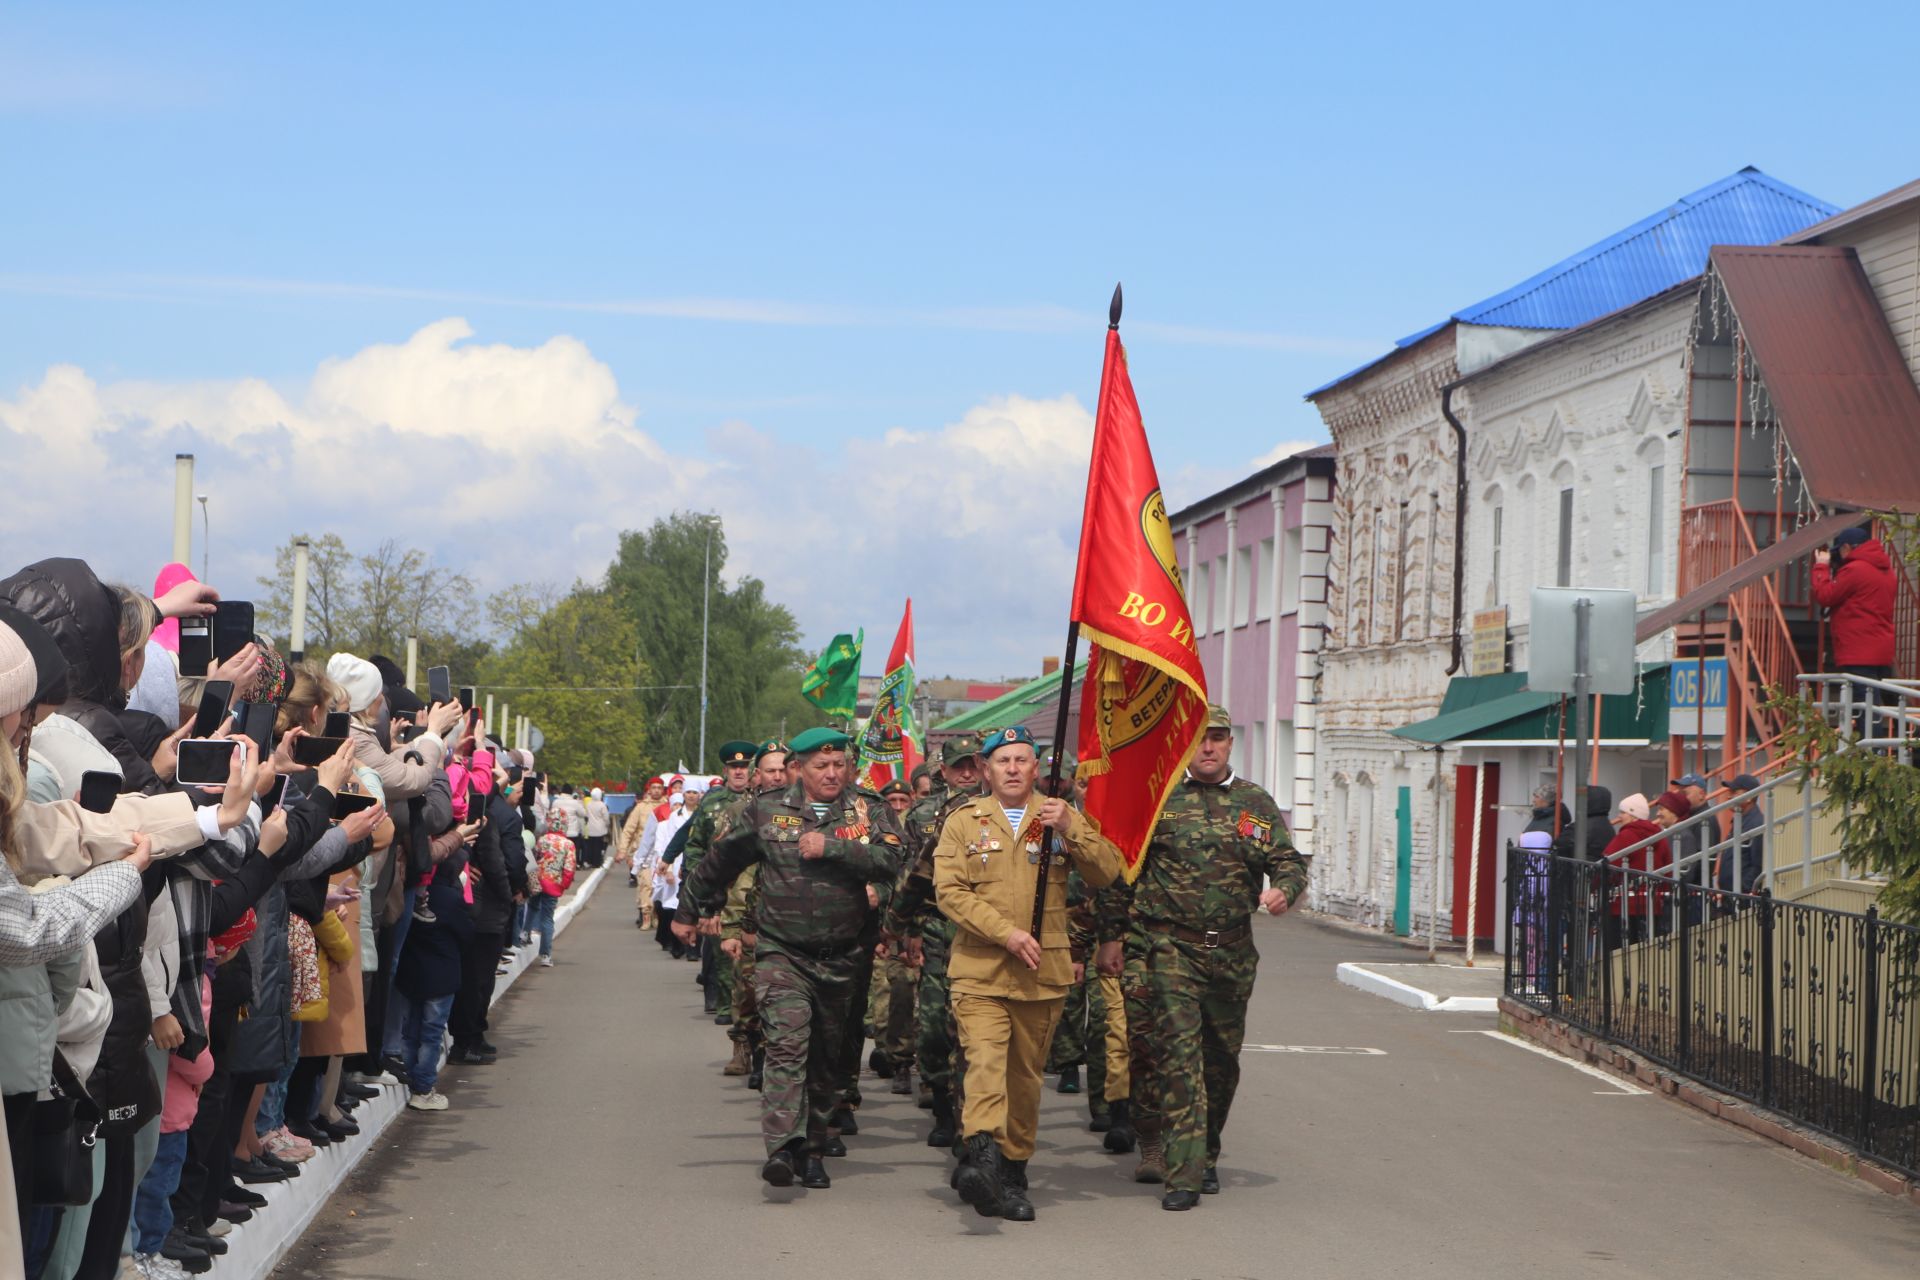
(933, 725, 1121, 1222)
(1099, 705, 1307, 1211)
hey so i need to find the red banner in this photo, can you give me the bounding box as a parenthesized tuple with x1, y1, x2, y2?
(1071, 327, 1209, 881)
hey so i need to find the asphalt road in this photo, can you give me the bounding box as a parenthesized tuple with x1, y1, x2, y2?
(279, 893, 1920, 1279)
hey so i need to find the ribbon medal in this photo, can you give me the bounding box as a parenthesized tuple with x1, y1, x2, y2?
(1237, 811, 1272, 843)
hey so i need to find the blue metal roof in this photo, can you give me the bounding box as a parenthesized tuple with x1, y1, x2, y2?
(1307, 167, 1838, 398)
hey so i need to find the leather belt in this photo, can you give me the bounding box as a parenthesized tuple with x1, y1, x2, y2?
(1154, 919, 1251, 949)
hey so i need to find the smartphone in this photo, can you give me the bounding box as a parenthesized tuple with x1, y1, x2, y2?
(323, 711, 351, 739)
(191, 680, 236, 739)
(178, 617, 213, 677)
(78, 770, 120, 813)
(394, 722, 424, 744)
(427, 665, 452, 705)
(211, 601, 254, 662)
(262, 773, 290, 811)
(292, 735, 348, 767)
(458, 686, 477, 713)
(468, 785, 485, 819)
(238, 701, 275, 759)
(332, 791, 378, 820)
(176, 739, 239, 787)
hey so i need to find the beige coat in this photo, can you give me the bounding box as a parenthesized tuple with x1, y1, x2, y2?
(11, 792, 207, 880)
(934, 797, 1120, 1001)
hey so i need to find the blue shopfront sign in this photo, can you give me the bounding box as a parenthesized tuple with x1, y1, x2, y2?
(1669, 658, 1728, 736)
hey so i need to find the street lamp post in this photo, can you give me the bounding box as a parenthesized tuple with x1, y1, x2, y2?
(698, 514, 714, 771)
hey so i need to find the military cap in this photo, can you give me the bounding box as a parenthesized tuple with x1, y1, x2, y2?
(979, 725, 1036, 758)
(880, 779, 910, 797)
(789, 726, 852, 756)
(754, 738, 789, 764)
(717, 739, 757, 768)
(940, 733, 984, 766)
(1206, 703, 1232, 730)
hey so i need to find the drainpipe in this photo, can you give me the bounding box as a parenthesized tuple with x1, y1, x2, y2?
(1441, 381, 1470, 675)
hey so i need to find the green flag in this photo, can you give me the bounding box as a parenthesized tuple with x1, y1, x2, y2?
(801, 629, 863, 718)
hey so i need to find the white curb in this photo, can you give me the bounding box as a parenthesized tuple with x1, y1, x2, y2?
(1336, 961, 1501, 1013)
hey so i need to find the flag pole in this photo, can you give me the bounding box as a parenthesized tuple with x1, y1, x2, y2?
(1033, 282, 1123, 939)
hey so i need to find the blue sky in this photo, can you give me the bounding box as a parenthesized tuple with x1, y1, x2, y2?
(2, 2, 1915, 678)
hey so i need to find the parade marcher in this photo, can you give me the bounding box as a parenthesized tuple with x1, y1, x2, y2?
(678, 743, 757, 1024)
(719, 741, 788, 1087)
(881, 732, 982, 1150)
(617, 776, 666, 927)
(680, 728, 906, 1192)
(581, 787, 611, 868)
(1097, 705, 1307, 1211)
(933, 725, 1121, 1222)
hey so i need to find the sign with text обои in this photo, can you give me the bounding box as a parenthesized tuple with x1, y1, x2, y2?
(1669, 657, 1728, 738)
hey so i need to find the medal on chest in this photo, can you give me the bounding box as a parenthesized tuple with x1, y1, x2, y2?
(1237, 810, 1272, 843)
(972, 813, 999, 865)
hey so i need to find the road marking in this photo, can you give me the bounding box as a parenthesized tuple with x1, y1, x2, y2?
(1243, 1045, 1387, 1055)
(1451, 1029, 1650, 1096)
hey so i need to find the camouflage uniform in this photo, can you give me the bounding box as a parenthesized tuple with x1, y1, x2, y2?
(678, 781, 754, 1018)
(882, 778, 976, 1095)
(1103, 772, 1307, 1195)
(685, 779, 906, 1157)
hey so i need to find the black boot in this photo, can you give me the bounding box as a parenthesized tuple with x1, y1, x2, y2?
(747, 1047, 764, 1091)
(954, 1133, 1004, 1218)
(822, 1134, 847, 1157)
(1162, 1189, 1202, 1211)
(801, 1154, 832, 1189)
(926, 1085, 956, 1149)
(1103, 1098, 1137, 1153)
(703, 988, 719, 1014)
(1202, 1165, 1221, 1195)
(830, 1106, 858, 1136)
(1056, 1065, 1081, 1094)
(868, 1047, 892, 1077)
(761, 1139, 802, 1187)
(1089, 1099, 1113, 1133)
(1000, 1154, 1036, 1222)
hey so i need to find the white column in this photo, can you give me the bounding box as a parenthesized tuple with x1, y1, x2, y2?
(172, 455, 195, 566)
(1266, 487, 1284, 799)
(1185, 527, 1201, 637)
(288, 538, 310, 660)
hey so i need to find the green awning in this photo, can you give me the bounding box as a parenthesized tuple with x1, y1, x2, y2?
(1392, 665, 1671, 745)
(934, 660, 1089, 734)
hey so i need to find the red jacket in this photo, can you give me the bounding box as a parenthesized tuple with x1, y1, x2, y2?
(1812, 539, 1897, 668)
(1602, 818, 1670, 916)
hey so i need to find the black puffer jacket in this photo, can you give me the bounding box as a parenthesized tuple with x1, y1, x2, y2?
(88, 889, 162, 1136)
(1551, 785, 1616, 861)
(0, 557, 162, 793)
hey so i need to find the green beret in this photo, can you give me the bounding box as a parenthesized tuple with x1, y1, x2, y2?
(940, 733, 983, 766)
(754, 739, 789, 764)
(789, 726, 851, 756)
(718, 740, 757, 767)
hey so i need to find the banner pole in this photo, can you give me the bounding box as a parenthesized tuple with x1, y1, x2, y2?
(1032, 620, 1082, 939)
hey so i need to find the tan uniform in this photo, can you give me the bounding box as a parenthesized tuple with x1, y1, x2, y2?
(933, 797, 1121, 1160)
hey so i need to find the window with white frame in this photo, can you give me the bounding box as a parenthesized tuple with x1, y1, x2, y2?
(1281, 526, 1301, 613)
(1272, 720, 1296, 801)
(1230, 724, 1248, 776)
(1354, 778, 1375, 895)
(1232, 545, 1253, 627)
(1645, 464, 1666, 596)
(1490, 503, 1504, 603)
(1211, 554, 1230, 632)
(1189, 556, 1209, 638)
(1555, 488, 1574, 588)
(1255, 537, 1275, 621)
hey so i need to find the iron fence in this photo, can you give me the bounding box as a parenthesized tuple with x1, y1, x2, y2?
(1505, 846, 1920, 1178)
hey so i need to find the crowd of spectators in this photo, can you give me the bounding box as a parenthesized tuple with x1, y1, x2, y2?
(0, 556, 588, 1279)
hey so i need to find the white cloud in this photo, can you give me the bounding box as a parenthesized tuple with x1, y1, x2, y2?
(1250, 438, 1325, 470)
(0, 319, 1111, 679)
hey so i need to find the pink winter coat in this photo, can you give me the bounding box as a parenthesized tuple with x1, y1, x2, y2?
(161, 970, 215, 1133)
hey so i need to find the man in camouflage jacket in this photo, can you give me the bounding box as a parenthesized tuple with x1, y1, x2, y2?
(683, 728, 906, 1191)
(1097, 704, 1307, 1211)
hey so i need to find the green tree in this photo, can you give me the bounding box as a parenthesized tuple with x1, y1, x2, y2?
(480, 585, 649, 788)
(605, 512, 824, 769)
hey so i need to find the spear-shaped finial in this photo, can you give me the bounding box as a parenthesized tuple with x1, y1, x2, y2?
(1109, 282, 1124, 329)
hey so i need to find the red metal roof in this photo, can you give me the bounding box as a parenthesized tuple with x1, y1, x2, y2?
(1711, 245, 1920, 512)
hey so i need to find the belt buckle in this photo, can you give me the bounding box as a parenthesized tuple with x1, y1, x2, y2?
(1202, 930, 1220, 949)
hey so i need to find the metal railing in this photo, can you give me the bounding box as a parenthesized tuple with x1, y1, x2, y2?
(1505, 848, 1920, 1178)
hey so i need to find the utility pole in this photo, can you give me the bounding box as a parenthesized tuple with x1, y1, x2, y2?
(698, 514, 714, 771)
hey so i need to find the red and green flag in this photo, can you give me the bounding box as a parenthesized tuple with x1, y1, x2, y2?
(858, 600, 920, 789)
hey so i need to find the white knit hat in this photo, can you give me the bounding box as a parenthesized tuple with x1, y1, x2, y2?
(326, 652, 384, 713)
(0, 619, 35, 718)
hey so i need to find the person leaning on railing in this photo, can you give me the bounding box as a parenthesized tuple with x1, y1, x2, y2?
(1600, 793, 1668, 946)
